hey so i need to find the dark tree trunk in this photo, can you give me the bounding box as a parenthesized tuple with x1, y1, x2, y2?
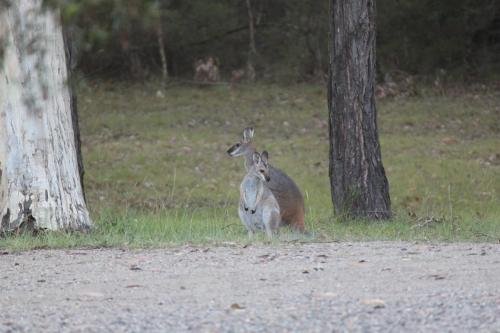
(327, 0, 391, 219)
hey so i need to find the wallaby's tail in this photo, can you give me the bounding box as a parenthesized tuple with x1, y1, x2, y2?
(291, 210, 317, 239)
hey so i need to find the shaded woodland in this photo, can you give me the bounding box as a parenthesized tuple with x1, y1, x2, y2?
(53, 0, 500, 82)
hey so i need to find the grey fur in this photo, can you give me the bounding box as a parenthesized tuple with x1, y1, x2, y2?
(228, 128, 305, 231)
(238, 153, 280, 237)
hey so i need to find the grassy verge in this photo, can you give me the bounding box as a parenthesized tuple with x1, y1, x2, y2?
(1, 82, 499, 250)
(1, 209, 498, 251)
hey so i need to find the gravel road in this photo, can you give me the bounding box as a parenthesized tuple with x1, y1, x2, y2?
(0, 242, 499, 332)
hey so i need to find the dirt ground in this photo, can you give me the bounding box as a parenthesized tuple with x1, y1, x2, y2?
(1, 241, 499, 332)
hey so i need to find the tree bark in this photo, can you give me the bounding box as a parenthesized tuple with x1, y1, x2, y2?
(0, 0, 92, 232)
(62, 24, 85, 203)
(328, 0, 391, 219)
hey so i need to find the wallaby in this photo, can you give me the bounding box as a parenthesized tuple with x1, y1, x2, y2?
(227, 128, 306, 232)
(239, 151, 280, 237)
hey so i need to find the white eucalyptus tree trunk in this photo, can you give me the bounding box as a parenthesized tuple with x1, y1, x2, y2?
(0, 0, 92, 232)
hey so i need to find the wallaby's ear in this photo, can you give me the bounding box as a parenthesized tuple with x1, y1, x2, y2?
(252, 152, 261, 164)
(243, 127, 254, 143)
(261, 150, 269, 163)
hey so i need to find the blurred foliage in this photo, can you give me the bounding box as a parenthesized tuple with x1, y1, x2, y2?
(47, 0, 500, 81)
(378, 0, 500, 76)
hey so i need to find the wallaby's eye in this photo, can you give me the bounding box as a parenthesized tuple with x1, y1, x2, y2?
(260, 170, 265, 173)
(235, 143, 240, 148)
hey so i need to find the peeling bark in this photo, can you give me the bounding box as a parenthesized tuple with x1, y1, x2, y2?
(0, 0, 92, 232)
(328, 0, 391, 219)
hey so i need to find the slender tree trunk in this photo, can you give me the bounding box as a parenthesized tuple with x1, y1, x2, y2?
(245, 0, 256, 81)
(157, 24, 168, 89)
(156, 1, 168, 89)
(0, 0, 92, 232)
(328, 0, 391, 219)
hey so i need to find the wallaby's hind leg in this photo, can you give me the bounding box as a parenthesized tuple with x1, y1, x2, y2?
(239, 207, 254, 236)
(263, 208, 280, 238)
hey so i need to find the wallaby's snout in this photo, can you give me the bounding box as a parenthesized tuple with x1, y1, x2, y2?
(265, 175, 271, 182)
(226, 144, 239, 156)
(227, 142, 246, 157)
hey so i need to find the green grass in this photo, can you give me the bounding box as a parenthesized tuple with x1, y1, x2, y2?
(1, 81, 499, 250)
